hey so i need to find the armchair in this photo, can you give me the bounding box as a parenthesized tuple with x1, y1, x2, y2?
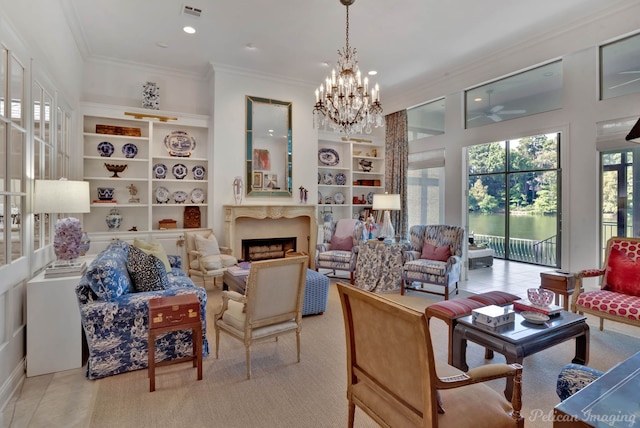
(185, 229, 237, 288)
(315, 218, 363, 284)
(401, 225, 465, 299)
(337, 282, 524, 427)
(214, 255, 308, 379)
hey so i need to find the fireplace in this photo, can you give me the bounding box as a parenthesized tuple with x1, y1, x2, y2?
(224, 205, 318, 269)
(242, 237, 296, 261)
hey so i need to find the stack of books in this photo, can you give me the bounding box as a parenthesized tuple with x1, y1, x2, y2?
(513, 299, 563, 316)
(227, 264, 250, 277)
(44, 261, 87, 278)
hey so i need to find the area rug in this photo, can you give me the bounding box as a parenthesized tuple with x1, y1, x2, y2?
(89, 282, 640, 428)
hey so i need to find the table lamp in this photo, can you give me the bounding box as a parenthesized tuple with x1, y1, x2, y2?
(372, 193, 401, 240)
(34, 179, 90, 271)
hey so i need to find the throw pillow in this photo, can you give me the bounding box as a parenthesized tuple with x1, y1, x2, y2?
(86, 240, 133, 300)
(133, 238, 171, 272)
(195, 233, 221, 256)
(420, 242, 451, 262)
(605, 247, 640, 297)
(330, 235, 353, 251)
(199, 254, 223, 270)
(127, 246, 169, 292)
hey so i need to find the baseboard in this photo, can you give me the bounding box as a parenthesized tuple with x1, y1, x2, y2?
(0, 358, 25, 415)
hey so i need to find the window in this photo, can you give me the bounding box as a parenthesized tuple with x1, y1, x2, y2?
(600, 32, 640, 100)
(407, 150, 444, 226)
(407, 98, 445, 141)
(467, 134, 561, 266)
(465, 61, 562, 129)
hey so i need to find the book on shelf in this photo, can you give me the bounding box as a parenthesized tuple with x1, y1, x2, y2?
(513, 299, 563, 316)
(44, 261, 87, 278)
(92, 199, 118, 204)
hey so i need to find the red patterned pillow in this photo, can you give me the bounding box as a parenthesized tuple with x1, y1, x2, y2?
(330, 235, 353, 251)
(420, 242, 451, 262)
(606, 247, 640, 297)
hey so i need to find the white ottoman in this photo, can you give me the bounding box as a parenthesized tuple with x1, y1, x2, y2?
(468, 247, 494, 269)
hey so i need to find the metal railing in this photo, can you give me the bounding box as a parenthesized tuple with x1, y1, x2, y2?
(475, 233, 557, 267)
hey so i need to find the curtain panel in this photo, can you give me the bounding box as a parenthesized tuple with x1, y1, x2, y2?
(384, 110, 408, 239)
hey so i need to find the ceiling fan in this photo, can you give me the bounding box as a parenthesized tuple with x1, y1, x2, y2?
(608, 70, 640, 90)
(468, 90, 526, 123)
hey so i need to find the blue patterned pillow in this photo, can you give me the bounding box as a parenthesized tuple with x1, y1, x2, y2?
(127, 246, 169, 292)
(86, 240, 133, 300)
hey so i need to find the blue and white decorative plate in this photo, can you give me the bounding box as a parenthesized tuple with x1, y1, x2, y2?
(154, 186, 170, 203)
(153, 163, 167, 179)
(322, 172, 334, 185)
(366, 191, 375, 205)
(172, 190, 188, 204)
(97, 141, 114, 157)
(190, 188, 205, 203)
(318, 148, 339, 166)
(122, 143, 138, 158)
(172, 163, 188, 179)
(192, 165, 206, 180)
(334, 191, 345, 204)
(335, 172, 347, 185)
(164, 130, 196, 157)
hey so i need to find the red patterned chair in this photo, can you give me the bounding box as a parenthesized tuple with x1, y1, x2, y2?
(572, 236, 640, 331)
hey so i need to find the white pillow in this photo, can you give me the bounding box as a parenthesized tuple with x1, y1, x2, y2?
(200, 254, 223, 270)
(195, 233, 221, 257)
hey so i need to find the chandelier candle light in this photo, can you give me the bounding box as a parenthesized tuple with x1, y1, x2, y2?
(372, 193, 401, 241)
(313, 0, 384, 138)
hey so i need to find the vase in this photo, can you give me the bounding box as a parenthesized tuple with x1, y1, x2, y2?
(106, 208, 122, 231)
(79, 232, 91, 256)
(368, 232, 373, 240)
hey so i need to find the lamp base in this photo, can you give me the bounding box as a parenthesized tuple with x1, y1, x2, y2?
(44, 260, 87, 278)
(379, 210, 395, 239)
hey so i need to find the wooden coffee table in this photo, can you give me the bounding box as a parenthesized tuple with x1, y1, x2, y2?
(452, 306, 589, 399)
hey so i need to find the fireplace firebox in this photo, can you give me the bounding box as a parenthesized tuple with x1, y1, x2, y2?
(242, 237, 296, 262)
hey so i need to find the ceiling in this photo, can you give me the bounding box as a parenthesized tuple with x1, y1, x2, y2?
(63, 0, 624, 95)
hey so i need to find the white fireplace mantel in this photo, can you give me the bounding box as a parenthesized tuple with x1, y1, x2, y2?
(223, 205, 318, 269)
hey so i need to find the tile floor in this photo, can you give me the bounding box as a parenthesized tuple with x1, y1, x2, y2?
(0, 259, 550, 428)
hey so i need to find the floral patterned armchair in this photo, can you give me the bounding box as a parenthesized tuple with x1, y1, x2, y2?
(401, 225, 465, 299)
(315, 218, 363, 284)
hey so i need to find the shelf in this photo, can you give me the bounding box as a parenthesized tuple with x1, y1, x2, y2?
(84, 132, 148, 141)
(84, 156, 148, 162)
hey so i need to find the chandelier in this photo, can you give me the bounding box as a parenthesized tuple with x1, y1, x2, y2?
(313, 0, 384, 137)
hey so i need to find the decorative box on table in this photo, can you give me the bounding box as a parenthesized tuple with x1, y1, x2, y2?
(472, 305, 515, 327)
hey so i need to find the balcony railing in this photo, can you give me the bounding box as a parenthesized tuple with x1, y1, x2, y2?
(474, 234, 557, 267)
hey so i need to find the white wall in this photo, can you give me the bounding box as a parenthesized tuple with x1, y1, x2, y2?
(211, 68, 317, 240)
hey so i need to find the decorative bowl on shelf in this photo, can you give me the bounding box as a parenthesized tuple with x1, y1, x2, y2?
(527, 288, 555, 306)
(97, 187, 115, 200)
(104, 163, 128, 178)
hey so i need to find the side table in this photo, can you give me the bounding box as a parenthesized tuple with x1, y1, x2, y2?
(354, 240, 407, 293)
(148, 294, 203, 392)
(540, 270, 582, 311)
(26, 257, 94, 377)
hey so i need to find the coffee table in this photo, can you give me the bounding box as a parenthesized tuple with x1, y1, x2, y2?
(452, 306, 589, 399)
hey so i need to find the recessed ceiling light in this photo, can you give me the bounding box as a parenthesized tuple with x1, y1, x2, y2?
(368, 70, 378, 76)
(322, 61, 330, 67)
(245, 43, 257, 50)
(543, 72, 554, 77)
(183, 26, 196, 34)
(156, 41, 169, 48)
(474, 97, 483, 102)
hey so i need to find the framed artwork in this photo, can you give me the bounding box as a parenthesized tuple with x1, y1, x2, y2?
(253, 149, 270, 171)
(252, 172, 263, 189)
(264, 173, 278, 189)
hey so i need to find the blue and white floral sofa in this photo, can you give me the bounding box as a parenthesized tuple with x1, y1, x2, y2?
(76, 239, 209, 379)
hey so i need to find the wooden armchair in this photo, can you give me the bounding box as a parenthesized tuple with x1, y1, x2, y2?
(214, 256, 308, 379)
(337, 282, 523, 427)
(184, 229, 236, 288)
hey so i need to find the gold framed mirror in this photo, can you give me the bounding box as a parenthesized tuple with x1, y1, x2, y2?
(245, 96, 292, 197)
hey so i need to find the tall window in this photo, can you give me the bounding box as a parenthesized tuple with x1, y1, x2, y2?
(407, 150, 444, 226)
(467, 133, 560, 266)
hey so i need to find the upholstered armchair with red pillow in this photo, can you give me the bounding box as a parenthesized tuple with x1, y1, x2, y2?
(573, 236, 640, 331)
(401, 224, 465, 299)
(315, 218, 363, 284)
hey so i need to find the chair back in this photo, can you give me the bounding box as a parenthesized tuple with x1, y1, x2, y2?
(602, 236, 640, 288)
(408, 225, 464, 257)
(245, 256, 308, 327)
(337, 282, 440, 426)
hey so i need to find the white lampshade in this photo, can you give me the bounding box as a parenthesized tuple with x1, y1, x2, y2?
(372, 193, 401, 211)
(34, 179, 90, 214)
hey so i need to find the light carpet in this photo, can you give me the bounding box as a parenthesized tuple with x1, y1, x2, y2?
(89, 282, 640, 428)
